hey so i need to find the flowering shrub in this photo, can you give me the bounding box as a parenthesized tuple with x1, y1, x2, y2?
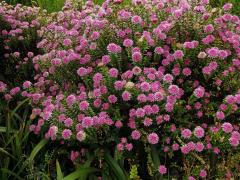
(0, 2, 43, 100)
(1, 0, 240, 179)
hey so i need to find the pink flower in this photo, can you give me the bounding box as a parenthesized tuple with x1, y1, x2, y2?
(155, 47, 164, 54)
(213, 147, 220, 154)
(77, 67, 88, 77)
(143, 118, 153, 126)
(135, 108, 145, 117)
(195, 142, 204, 152)
(204, 24, 214, 33)
(158, 165, 167, 174)
(132, 66, 142, 75)
(168, 85, 179, 95)
(173, 50, 184, 59)
(108, 95, 118, 104)
(199, 170, 207, 178)
(132, 51, 142, 62)
(123, 39, 133, 47)
(218, 50, 228, 59)
(188, 176, 196, 180)
(117, 143, 124, 151)
(125, 143, 133, 151)
(216, 111, 225, 120)
(114, 120, 122, 128)
(225, 95, 236, 104)
(181, 129, 192, 139)
(79, 101, 89, 110)
(194, 86, 205, 98)
(194, 126, 205, 138)
(102, 55, 111, 64)
(172, 143, 179, 151)
(131, 15, 142, 24)
(221, 122, 233, 133)
(23, 81, 31, 89)
(140, 82, 151, 92)
(182, 67, 191, 76)
(207, 47, 219, 58)
(229, 137, 239, 147)
(76, 130, 86, 141)
(137, 94, 147, 103)
(198, 52, 207, 59)
(173, 9, 183, 18)
(147, 133, 159, 144)
(93, 73, 103, 82)
(181, 145, 191, 154)
(42, 111, 52, 120)
(82, 117, 93, 128)
(109, 68, 119, 77)
(114, 81, 125, 90)
(63, 38, 72, 46)
(209, 61, 218, 70)
(62, 129, 72, 139)
(70, 151, 79, 162)
(131, 130, 141, 140)
(10, 87, 20, 96)
(64, 118, 73, 127)
(163, 74, 173, 83)
(231, 131, 240, 140)
(66, 95, 76, 106)
(223, 3, 232, 11)
(0, 81, 7, 92)
(107, 43, 122, 53)
(122, 91, 131, 101)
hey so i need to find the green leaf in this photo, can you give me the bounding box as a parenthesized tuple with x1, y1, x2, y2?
(63, 167, 99, 180)
(28, 139, 48, 162)
(10, 98, 29, 119)
(0, 168, 24, 180)
(151, 146, 160, 169)
(56, 160, 64, 180)
(0, 126, 16, 133)
(0, 148, 16, 160)
(16, 139, 48, 176)
(104, 152, 128, 180)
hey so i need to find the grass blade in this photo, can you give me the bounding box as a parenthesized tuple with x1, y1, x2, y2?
(0, 127, 16, 133)
(104, 152, 128, 180)
(56, 160, 64, 180)
(63, 167, 99, 180)
(28, 139, 48, 162)
(0, 148, 16, 160)
(0, 168, 24, 180)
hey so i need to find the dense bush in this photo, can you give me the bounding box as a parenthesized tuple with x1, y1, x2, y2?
(1, 0, 240, 179)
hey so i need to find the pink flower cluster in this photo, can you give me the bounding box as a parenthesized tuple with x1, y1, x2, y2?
(1, 0, 240, 178)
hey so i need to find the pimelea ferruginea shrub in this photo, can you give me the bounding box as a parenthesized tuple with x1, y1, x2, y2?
(0, 2, 43, 96)
(3, 0, 240, 178)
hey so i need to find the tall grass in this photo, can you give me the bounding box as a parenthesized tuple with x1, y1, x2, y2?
(0, 99, 49, 179)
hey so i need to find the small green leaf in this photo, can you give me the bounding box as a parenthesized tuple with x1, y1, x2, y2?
(104, 152, 128, 180)
(56, 160, 64, 180)
(0, 168, 24, 180)
(28, 139, 48, 162)
(63, 167, 99, 180)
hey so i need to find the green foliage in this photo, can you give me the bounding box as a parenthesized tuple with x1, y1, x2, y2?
(0, 100, 48, 179)
(104, 151, 129, 180)
(210, 0, 240, 15)
(129, 165, 140, 179)
(5, 0, 65, 12)
(35, 0, 65, 13)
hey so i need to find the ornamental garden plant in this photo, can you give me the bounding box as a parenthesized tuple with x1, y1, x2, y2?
(0, 0, 240, 179)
